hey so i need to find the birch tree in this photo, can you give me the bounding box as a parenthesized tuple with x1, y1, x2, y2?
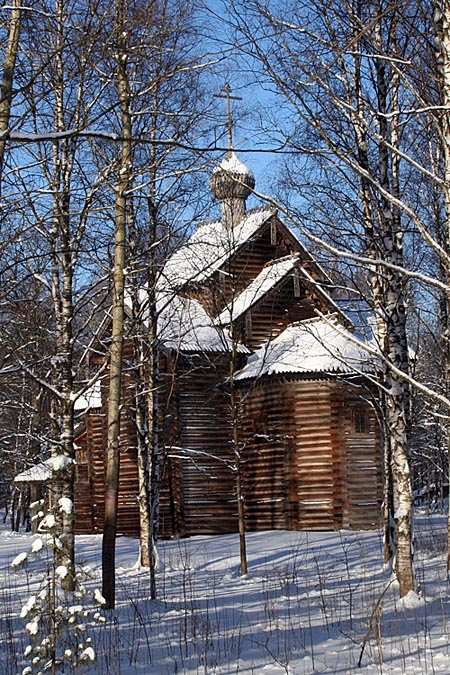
(0, 0, 113, 590)
(102, 0, 133, 609)
(433, 0, 450, 570)
(100, 0, 215, 599)
(227, 0, 421, 594)
(0, 0, 22, 187)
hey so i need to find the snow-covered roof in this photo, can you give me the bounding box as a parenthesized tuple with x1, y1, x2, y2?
(74, 380, 102, 412)
(14, 459, 52, 483)
(159, 207, 275, 290)
(217, 254, 300, 324)
(212, 151, 254, 177)
(126, 289, 248, 354)
(235, 316, 375, 381)
(157, 293, 247, 353)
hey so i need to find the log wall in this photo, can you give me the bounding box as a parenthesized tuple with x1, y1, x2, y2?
(73, 426, 95, 534)
(174, 354, 237, 535)
(190, 216, 298, 316)
(74, 370, 382, 537)
(74, 350, 236, 539)
(235, 277, 333, 350)
(239, 380, 294, 530)
(338, 390, 382, 529)
(239, 378, 382, 531)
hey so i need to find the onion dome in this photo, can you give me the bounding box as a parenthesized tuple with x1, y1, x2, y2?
(211, 151, 255, 202)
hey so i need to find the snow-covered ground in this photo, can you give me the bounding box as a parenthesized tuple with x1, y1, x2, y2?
(1, 514, 450, 674)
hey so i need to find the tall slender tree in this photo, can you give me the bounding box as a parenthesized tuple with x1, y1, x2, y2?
(102, 0, 133, 609)
(228, 0, 419, 594)
(0, 0, 21, 188)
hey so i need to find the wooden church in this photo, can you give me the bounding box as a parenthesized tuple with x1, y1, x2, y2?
(16, 150, 383, 537)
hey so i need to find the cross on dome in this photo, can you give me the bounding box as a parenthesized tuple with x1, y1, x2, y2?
(215, 82, 241, 152)
(211, 84, 255, 228)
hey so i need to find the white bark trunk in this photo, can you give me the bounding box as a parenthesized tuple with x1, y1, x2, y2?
(433, 0, 450, 571)
(0, 0, 21, 188)
(102, 0, 132, 609)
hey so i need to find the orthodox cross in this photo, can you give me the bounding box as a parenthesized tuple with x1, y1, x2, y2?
(215, 83, 242, 152)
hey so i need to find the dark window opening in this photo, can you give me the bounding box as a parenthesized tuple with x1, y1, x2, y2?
(293, 270, 301, 298)
(270, 221, 277, 245)
(354, 410, 369, 434)
(245, 311, 252, 338)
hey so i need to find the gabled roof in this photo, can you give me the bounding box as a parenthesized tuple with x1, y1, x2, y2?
(156, 294, 247, 353)
(215, 255, 349, 328)
(84, 289, 246, 362)
(235, 316, 375, 381)
(216, 254, 300, 324)
(159, 206, 275, 290)
(14, 459, 52, 483)
(74, 380, 102, 411)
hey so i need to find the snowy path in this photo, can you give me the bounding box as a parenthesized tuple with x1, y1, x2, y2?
(1, 515, 450, 674)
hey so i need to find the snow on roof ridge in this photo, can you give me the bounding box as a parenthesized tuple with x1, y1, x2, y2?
(194, 205, 274, 233)
(195, 217, 221, 232)
(74, 379, 102, 412)
(160, 206, 276, 290)
(158, 294, 248, 354)
(127, 288, 249, 354)
(217, 254, 301, 325)
(289, 313, 339, 327)
(235, 315, 375, 381)
(14, 459, 52, 483)
(263, 252, 300, 268)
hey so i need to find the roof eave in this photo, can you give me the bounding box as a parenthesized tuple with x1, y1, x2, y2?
(235, 368, 374, 384)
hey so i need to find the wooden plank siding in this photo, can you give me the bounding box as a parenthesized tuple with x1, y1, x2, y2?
(340, 393, 382, 529)
(174, 354, 237, 535)
(239, 380, 294, 530)
(74, 347, 186, 539)
(189, 216, 300, 316)
(234, 277, 336, 352)
(74, 350, 238, 539)
(68, 207, 383, 538)
(73, 427, 95, 534)
(74, 360, 382, 538)
(239, 378, 382, 532)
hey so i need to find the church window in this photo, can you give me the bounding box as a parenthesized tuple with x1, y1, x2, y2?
(270, 221, 277, 245)
(354, 410, 369, 434)
(293, 269, 301, 298)
(245, 311, 252, 338)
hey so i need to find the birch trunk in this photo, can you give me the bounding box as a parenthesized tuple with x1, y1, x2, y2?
(145, 194, 160, 599)
(0, 0, 21, 188)
(146, 335, 159, 598)
(133, 295, 159, 599)
(433, 0, 450, 572)
(49, 0, 76, 592)
(230, 328, 247, 576)
(127, 192, 151, 571)
(351, 4, 395, 562)
(133, 288, 159, 597)
(374, 12, 414, 596)
(102, 0, 132, 609)
(135, 340, 152, 569)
